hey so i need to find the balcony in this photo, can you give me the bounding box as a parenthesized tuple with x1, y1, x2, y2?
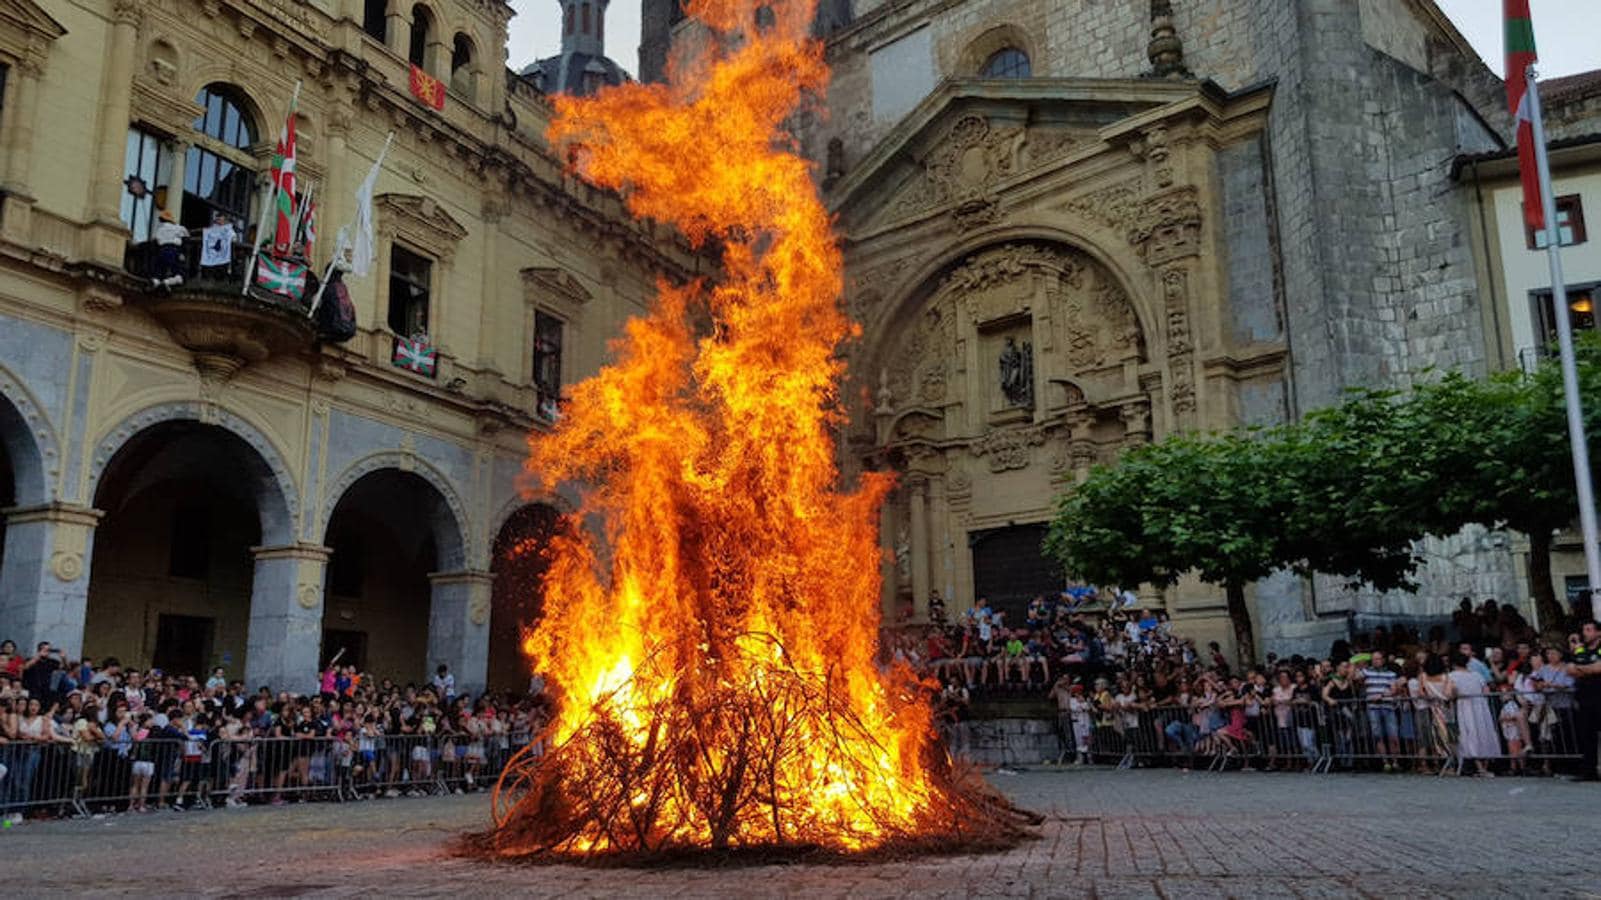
(125, 236, 317, 380)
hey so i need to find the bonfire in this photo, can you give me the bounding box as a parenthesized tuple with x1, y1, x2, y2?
(480, 0, 1035, 859)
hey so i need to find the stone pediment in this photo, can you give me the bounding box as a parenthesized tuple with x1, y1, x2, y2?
(0, 0, 66, 38)
(375, 193, 468, 262)
(520, 266, 592, 309)
(0, 0, 66, 62)
(828, 77, 1230, 236)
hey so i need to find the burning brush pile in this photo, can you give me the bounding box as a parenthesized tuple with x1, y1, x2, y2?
(476, 0, 1036, 861)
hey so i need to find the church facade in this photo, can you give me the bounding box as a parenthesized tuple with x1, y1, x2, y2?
(646, 0, 1594, 655)
(0, 0, 682, 694)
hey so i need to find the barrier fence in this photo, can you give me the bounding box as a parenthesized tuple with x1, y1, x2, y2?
(1036, 690, 1586, 775)
(0, 732, 536, 819)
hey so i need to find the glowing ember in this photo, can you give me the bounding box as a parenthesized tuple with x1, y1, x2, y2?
(483, 0, 1031, 858)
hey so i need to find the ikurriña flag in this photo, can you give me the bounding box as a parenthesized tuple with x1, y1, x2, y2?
(1505, 0, 1543, 231)
(269, 96, 299, 252)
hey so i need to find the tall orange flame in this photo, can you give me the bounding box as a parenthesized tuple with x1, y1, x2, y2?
(488, 0, 1025, 857)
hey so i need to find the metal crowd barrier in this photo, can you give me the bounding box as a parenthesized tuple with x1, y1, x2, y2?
(1023, 689, 1584, 775)
(0, 729, 540, 820)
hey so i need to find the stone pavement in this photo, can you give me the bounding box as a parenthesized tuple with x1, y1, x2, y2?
(6, 769, 1599, 897)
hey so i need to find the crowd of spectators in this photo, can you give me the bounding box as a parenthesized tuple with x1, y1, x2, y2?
(0, 640, 547, 825)
(887, 594, 1601, 780)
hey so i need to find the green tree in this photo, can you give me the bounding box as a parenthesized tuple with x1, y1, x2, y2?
(1046, 337, 1601, 661)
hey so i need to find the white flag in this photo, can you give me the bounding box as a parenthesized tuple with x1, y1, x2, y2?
(349, 133, 392, 278)
(200, 224, 233, 267)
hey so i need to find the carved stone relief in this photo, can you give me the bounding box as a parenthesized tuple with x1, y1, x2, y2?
(970, 424, 1050, 473)
(1128, 186, 1203, 266)
(1057, 178, 1144, 233)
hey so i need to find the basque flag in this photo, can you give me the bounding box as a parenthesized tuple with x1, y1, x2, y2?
(1505, 0, 1542, 231)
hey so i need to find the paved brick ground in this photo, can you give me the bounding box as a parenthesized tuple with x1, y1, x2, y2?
(6, 769, 1599, 897)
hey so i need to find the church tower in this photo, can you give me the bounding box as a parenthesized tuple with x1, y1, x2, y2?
(520, 0, 630, 95)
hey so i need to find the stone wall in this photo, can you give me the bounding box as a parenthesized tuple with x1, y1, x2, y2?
(954, 717, 1064, 767)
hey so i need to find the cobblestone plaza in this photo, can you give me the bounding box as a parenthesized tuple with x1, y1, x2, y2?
(9, 769, 1597, 897)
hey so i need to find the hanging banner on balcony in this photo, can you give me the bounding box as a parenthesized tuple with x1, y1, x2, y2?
(200, 223, 233, 268)
(255, 256, 308, 301)
(409, 64, 446, 111)
(392, 332, 437, 377)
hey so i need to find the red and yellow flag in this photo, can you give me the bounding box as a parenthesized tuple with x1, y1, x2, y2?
(1505, 0, 1542, 230)
(409, 64, 446, 111)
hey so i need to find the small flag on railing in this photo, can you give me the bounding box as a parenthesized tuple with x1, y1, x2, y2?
(409, 64, 446, 111)
(392, 332, 437, 377)
(255, 255, 308, 300)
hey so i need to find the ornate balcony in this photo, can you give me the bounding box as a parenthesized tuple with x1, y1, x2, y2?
(125, 236, 316, 380)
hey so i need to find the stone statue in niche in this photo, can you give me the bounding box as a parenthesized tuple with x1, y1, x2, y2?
(998, 336, 1034, 408)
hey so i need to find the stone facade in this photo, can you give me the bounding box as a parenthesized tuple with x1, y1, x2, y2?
(640, 0, 1534, 656)
(0, 0, 693, 694)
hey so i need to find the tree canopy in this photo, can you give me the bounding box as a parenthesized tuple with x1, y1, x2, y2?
(1044, 337, 1601, 662)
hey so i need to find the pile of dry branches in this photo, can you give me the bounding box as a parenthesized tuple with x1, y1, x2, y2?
(466, 637, 1037, 863)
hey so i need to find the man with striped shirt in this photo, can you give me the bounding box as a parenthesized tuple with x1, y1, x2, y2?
(1357, 650, 1402, 772)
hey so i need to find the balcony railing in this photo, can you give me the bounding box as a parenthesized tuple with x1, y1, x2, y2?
(123, 235, 317, 379)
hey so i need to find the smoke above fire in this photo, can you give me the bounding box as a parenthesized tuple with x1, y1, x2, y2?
(481, 0, 1031, 858)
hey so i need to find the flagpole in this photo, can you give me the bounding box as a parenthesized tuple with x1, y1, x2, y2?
(242, 79, 302, 295)
(291, 179, 314, 254)
(309, 130, 392, 316)
(1527, 63, 1601, 607)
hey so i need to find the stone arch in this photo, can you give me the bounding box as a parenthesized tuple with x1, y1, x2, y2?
(318, 452, 469, 570)
(181, 73, 269, 139)
(870, 226, 1158, 354)
(0, 362, 59, 506)
(488, 488, 575, 550)
(954, 24, 1038, 77)
(861, 231, 1155, 409)
(86, 402, 297, 545)
(485, 499, 569, 692)
(408, 2, 439, 68)
(449, 29, 479, 99)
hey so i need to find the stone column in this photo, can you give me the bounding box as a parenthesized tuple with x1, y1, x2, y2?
(477, 197, 504, 372)
(0, 504, 102, 656)
(908, 475, 930, 618)
(424, 37, 449, 78)
(386, 6, 411, 58)
(0, 48, 46, 242)
(91, 0, 141, 225)
(877, 497, 895, 621)
(163, 141, 190, 219)
(245, 543, 330, 694)
(427, 569, 493, 698)
(320, 105, 352, 270)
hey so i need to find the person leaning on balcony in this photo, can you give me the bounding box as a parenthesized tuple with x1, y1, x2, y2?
(152, 210, 189, 288)
(1565, 619, 1601, 782)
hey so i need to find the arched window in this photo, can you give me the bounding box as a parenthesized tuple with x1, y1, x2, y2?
(183, 84, 258, 231)
(362, 0, 387, 42)
(451, 34, 474, 98)
(981, 47, 1031, 78)
(409, 5, 432, 67)
(564, 3, 574, 36)
(581, 2, 590, 35)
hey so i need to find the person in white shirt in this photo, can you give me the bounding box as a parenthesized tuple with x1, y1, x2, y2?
(152, 210, 189, 286)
